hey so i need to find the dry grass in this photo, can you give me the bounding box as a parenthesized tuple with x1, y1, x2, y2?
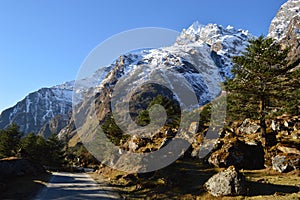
(90, 158, 217, 199)
(90, 160, 300, 200)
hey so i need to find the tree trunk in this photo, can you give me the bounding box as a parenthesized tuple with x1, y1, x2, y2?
(259, 96, 266, 137)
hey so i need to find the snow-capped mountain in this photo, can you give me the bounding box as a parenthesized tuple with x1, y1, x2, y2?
(268, 0, 300, 40)
(96, 22, 251, 100)
(66, 22, 252, 171)
(177, 21, 251, 79)
(0, 65, 113, 137)
(0, 86, 73, 136)
(105, 22, 250, 95)
(73, 22, 252, 135)
(0, 22, 252, 138)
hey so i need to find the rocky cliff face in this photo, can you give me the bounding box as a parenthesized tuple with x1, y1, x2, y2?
(268, 0, 300, 40)
(269, 0, 300, 68)
(280, 16, 300, 65)
(176, 22, 250, 79)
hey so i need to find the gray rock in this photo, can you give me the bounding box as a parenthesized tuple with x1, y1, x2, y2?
(272, 154, 300, 173)
(271, 120, 280, 131)
(239, 118, 260, 134)
(38, 114, 70, 139)
(205, 165, 246, 197)
(188, 122, 199, 134)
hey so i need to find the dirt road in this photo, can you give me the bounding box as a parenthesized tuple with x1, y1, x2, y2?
(35, 172, 120, 200)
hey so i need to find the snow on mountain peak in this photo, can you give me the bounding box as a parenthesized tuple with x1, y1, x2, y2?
(93, 22, 252, 114)
(52, 80, 75, 90)
(177, 22, 250, 46)
(176, 22, 251, 79)
(185, 21, 204, 35)
(268, 0, 300, 40)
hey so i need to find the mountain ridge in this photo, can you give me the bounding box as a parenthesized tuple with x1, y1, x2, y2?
(0, 22, 253, 137)
(1, 0, 297, 137)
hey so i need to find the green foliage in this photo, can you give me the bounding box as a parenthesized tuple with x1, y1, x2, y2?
(0, 125, 67, 168)
(0, 124, 22, 158)
(225, 35, 299, 134)
(45, 134, 65, 167)
(101, 113, 126, 146)
(101, 95, 181, 145)
(20, 132, 65, 167)
(66, 143, 99, 167)
(21, 133, 43, 162)
(281, 64, 300, 115)
(136, 95, 181, 128)
(137, 110, 150, 126)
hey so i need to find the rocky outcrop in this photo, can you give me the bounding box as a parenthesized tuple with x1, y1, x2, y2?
(208, 138, 264, 170)
(272, 115, 300, 142)
(277, 144, 300, 155)
(204, 165, 246, 197)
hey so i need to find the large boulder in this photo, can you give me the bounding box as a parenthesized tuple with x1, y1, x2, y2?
(272, 153, 300, 173)
(208, 138, 264, 169)
(204, 165, 246, 197)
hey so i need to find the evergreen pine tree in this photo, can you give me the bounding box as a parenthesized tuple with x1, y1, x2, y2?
(225, 36, 299, 136)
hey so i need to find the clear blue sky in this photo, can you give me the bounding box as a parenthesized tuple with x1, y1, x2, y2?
(0, 0, 287, 112)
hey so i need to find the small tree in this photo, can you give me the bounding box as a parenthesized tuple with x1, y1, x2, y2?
(136, 95, 181, 128)
(21, 133, 49, 164)
(225, 36, 298, 136)
(46, 133, 65, 167)
(21, 132, 38, 159)
(101, 113, 125, 145)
